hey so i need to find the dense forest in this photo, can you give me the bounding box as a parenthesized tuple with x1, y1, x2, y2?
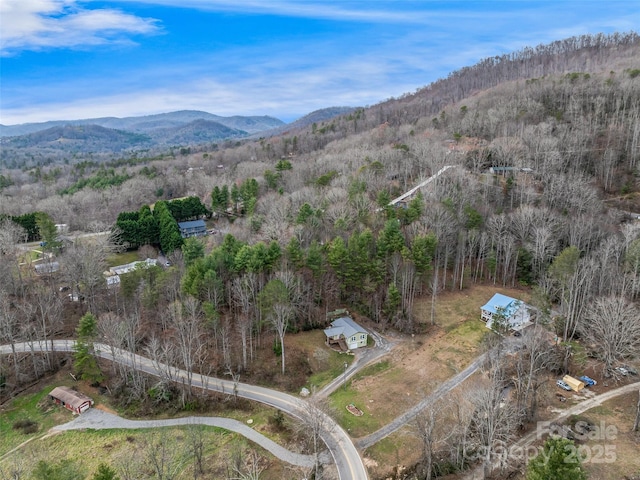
(1, 32, 640, 480)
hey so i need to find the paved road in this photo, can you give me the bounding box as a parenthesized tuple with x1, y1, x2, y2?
(1, 340, 369, 480)
(52, 408, 320, 468)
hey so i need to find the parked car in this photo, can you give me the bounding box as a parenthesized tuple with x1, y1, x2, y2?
(579, 375, 597, 387)
(556, 379, 572, 391)
(621, 364, 638, 375)
(615, 367, 628, 376)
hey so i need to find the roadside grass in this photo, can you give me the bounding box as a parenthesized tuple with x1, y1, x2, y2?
(354, 360, 392, 380)
(1, 374, 305, 479)
(4, 426, 294, 480)
(363, 427, 422, 477)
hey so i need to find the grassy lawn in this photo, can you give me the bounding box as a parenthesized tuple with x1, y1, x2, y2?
(18, 249, 43, 264)
(431, 318, 488, 372)
(106, 250, 141, 268)
(327, 360, 401, 437)
(416, 284, 532, 331)
(0, 388, 71, 456)
(287, 329, 355, 391)
(3, 425, 296, 480)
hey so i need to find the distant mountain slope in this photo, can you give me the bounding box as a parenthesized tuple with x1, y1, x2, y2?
(0, 110, 284, 137)
(0, 107, 355, 165)
(149, 119, 248, 144)
(252, 106, 357, 137)
(1, 124, 151, 152)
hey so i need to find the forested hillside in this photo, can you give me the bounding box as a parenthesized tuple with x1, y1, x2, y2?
(1, 33, 640, 478)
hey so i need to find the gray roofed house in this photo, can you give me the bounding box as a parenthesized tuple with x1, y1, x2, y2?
(178, 219, 207, 238)
(49, 386, 94, 414)
(324, 317, 368, 351)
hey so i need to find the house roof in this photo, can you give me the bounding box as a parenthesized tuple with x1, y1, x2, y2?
(178, 220, 206, 230)
(34, 262, 60, 273)
(323, 317, 365, 339)
(49, 386, 93, 409)
(481, 293, 522, 317)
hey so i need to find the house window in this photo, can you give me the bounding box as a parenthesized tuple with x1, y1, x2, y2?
(351, 337, 355, 342)
(360, 334, 365, 340)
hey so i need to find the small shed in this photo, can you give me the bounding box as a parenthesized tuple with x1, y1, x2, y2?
(49, 386, 94, 414)
(562, 375, 586, 392)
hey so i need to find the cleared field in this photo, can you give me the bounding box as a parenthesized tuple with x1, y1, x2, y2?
(326, 285, 530, 442)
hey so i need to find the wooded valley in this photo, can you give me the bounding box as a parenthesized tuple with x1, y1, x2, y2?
(1, 32, 640, 480)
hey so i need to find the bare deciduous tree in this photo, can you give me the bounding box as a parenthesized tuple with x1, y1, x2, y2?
(580, 295, 640, 375)
(469, 369, 521, 479)
(299, 393, 334, 480)
(411, 398, 453, 480)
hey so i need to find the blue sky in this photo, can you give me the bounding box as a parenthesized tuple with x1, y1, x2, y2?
(1, 1, 638, 125)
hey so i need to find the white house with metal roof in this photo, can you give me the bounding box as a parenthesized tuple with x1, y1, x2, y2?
(324, 317, 368, 350)
(481, 293, 531, 332)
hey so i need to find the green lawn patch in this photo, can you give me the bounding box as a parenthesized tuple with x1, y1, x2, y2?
(354, 359, 391, 380)
(106, 250, 142, 268)
(327, 360, 397, 437)
(0, 389, 72, 455)
(306, 352, 354, 390)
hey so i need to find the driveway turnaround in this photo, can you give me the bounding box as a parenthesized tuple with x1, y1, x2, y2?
(1, 340, 369, 480)
(53, 408, 317, 468)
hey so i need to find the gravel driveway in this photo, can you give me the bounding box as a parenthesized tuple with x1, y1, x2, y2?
(53, 409, 318, 468)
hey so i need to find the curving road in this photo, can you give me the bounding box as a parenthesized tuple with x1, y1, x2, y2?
(0, 340, 369, 480)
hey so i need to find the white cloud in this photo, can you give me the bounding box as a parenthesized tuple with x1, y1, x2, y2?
(113, 0, 425, 23)
(0, 0, 160, 54)
(0, 51, 422, 125)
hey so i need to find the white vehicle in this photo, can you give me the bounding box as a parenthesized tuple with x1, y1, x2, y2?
(615, 367, 628, 376)
(556, 379, 572, 391)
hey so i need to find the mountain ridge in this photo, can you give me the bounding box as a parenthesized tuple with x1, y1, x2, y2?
(0, 110, 284, 137)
